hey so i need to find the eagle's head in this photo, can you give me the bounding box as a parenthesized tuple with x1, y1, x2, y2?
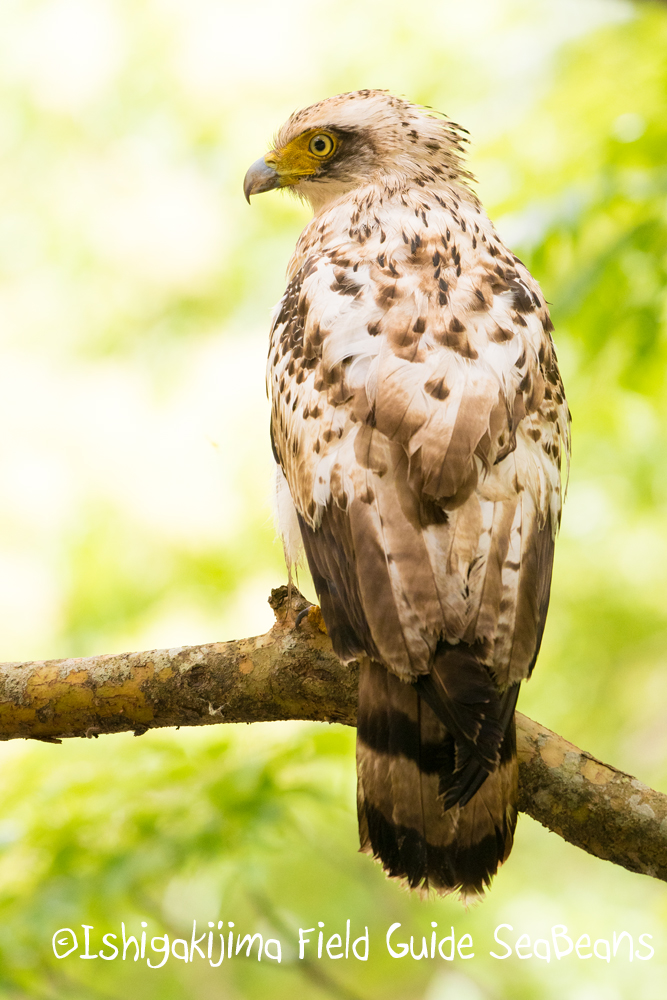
(243, 90, 472, 213)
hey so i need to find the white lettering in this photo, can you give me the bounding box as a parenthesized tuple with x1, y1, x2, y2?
(171, 938, 189, 962)
(99, 933, 118, 961)
(438, 927, 455, 961)
(576, 934, 592, 959)
(490, 924, 512, 960)
(594, 939, 610, 963)
(147, 935, 169, 969)
(299, 927, 314, 959)
(190, 921, 206, 962)
(81, 925, 98, 960)
(533, 939, 550, 963)
(264, 938, 282, 962)
(208, 934, 224, 968)
(236, 933, 263, 961)
(515, 933, 532, 960)
(121, 924, 139, 962)
(326, 933, 343, 959)
(410, 936, 428, 960)
(552, 925, 573, 960)
(52, 928, 78, 959)
(613, 931, 633, 961)
(386, 923, 408, 958)
(352, 928, 369, 961)
(636, 934, 654, 961)
(457, 933, 474, 960)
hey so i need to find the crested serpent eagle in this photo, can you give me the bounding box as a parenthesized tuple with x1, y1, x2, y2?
(244, 90, 570, 898)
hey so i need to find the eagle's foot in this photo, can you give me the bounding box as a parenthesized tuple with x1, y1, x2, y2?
(295, 605, 312, 627)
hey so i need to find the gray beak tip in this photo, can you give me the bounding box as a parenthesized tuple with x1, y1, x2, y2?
(243, 156, 280, 203)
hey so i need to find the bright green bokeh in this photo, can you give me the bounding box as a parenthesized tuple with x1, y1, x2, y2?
(0, 1, 665, 997)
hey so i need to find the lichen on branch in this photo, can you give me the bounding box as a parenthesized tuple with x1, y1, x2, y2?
(0, 585, 665, 883)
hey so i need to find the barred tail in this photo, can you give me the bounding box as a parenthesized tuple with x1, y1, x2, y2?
(356, 656, 518, 898)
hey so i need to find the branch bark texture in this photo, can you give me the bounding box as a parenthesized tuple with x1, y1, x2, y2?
(1, 585, 665, 883)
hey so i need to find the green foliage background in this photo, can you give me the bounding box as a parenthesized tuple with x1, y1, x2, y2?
(0, 0, 666, 996)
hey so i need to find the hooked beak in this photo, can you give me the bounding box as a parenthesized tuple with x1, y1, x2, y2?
(243, 156, 281, 203)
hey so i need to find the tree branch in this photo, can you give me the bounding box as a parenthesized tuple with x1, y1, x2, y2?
(1, 585, 665, 882)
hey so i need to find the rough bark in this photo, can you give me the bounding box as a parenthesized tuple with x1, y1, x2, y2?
(0, 585, 665, 883)
(517, 717, 667, 880)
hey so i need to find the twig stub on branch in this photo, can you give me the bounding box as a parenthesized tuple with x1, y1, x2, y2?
(0, 585, 665, 882)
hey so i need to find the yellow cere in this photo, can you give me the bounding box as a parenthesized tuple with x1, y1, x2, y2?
(266, 129, 338, 186)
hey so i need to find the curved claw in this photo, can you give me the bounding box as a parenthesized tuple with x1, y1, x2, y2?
(295, 605, 313, 627)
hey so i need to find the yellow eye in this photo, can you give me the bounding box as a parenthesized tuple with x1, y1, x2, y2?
(309, 133, 336, 157)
